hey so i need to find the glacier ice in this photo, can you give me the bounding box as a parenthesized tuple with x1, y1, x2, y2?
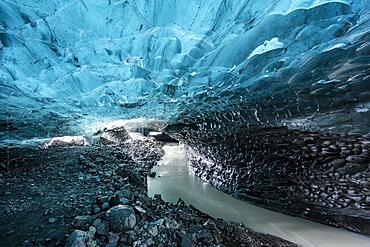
(0, 0, 370, 141)
(248, 38, 286, 59)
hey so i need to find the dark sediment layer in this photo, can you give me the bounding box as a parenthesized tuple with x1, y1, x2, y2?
(0, 135, 296, 246)
(171, 124, 370, 235)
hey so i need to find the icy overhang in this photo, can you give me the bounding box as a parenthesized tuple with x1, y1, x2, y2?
(1, 0, 370, 141)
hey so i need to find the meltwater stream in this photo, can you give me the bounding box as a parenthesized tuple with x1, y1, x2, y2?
(148, 144, 370, 247)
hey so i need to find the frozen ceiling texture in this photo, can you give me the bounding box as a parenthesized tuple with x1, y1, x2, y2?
(1, 0, 370, 141)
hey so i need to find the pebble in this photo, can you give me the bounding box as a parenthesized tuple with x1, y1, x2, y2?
(346, 155, 369, 164)
(101, 202, 110, 210)
(93, 218, 108, 236)
(48, 218, 58, 224)
(72, 215, 91, 228)
(178, 232, 195, 247)
(164, 217, 178, 229)
(197, 230, 214, 244)
(203, 219, 217, 230)
(119, 197, 129, 205)
(93, 206, 101, 214)
(88, 226, 97, 236)
(148, 225, 158, 237)
(134, 205, 146, 214)
(108, 232, 120, 243)
(121, 186, 134, 201)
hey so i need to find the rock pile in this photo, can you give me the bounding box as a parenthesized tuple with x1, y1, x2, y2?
(67, 188, 296, 247)
(66, 141, 296, 247)
(0, 126, 297, 246)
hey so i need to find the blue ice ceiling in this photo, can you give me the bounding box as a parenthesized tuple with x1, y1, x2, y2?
(1, 0, 370, 140)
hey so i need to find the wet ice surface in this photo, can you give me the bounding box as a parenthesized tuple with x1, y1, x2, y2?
(2, 1, 370, 140)
(148, 145, 370, 247)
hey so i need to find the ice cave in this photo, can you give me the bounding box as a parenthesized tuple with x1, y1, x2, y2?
(1, 0, 370, 246)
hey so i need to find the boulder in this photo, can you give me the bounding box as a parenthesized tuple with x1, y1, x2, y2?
(105, 205, 136, 232)
(148, 131, 178, 143)
(100, 127, 129, 145)
(65, 230, 90, 247)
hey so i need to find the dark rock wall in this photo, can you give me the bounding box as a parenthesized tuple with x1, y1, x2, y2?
(176, 125, 370, 234)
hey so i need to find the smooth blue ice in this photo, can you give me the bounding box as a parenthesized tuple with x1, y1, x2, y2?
(1, 0, 370, 141)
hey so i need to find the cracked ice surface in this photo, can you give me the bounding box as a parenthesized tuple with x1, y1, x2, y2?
(0, 0, 370, 141)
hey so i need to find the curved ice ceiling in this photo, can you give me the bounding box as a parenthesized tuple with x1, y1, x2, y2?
(1, 0, 370, 139)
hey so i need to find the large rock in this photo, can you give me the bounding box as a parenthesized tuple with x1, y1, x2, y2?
(100, 127, 129, 145)
(148, 131, 178, 143)
(105, 205, 136, 232)
(116, 169, 146, 188)
(65, 230, 90, 247)
(42, 136, 89, 149)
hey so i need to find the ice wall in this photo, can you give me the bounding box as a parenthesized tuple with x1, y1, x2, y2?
(1, 0, 370, 140)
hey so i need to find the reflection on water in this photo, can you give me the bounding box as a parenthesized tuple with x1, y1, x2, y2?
(148, 144, 370, 247)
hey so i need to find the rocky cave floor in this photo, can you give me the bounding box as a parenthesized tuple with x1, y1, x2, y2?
(0, 138, 297, 247)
